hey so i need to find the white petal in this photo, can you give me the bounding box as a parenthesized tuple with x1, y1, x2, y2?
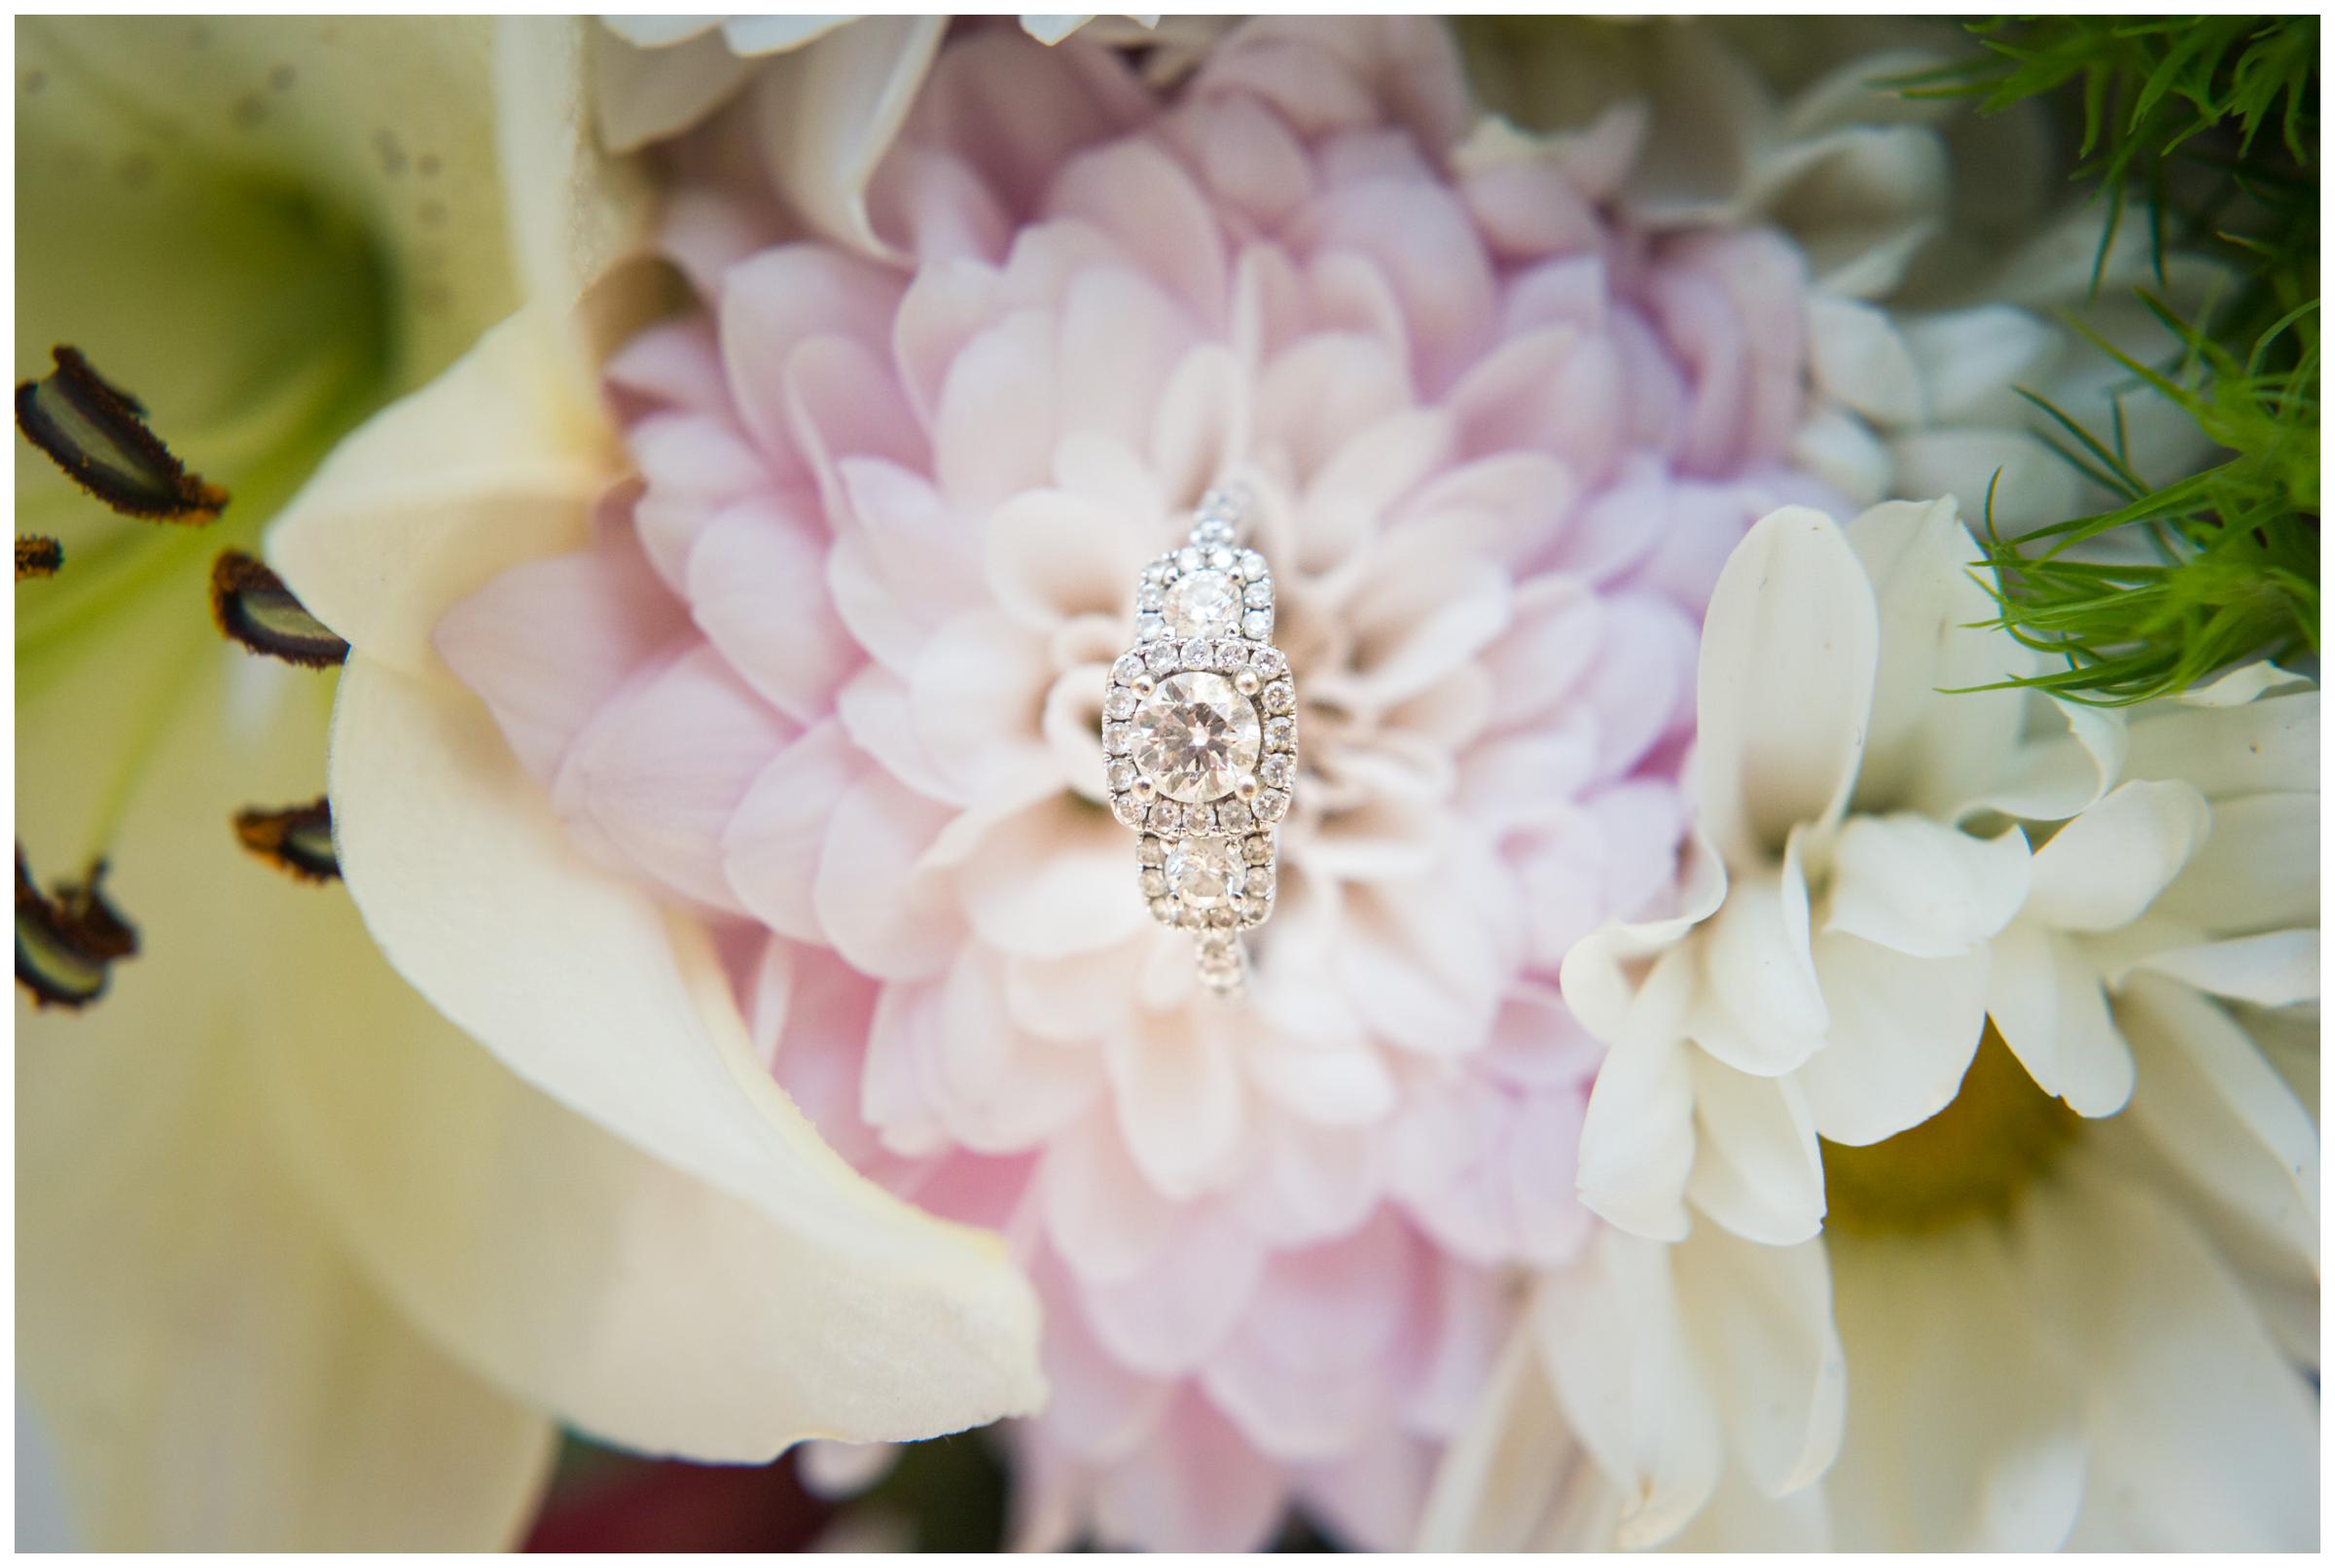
(1416, 1316, 1613, 1551)
(1799, 933, 1989, 1144)
(1898, 303, 2056, 424)
(1962, 695, 2127, 821)
(18, 667, 557, 1549)
(1686, 843, 1828, 1078)
(1987, 918, 2136, 1117)
(269, 310, 618, 676)
(2021, 1173, 2317, 1550)
(2153, 790, 2318, 935)
(1672, 1229, 1845, 1499)
(1692, 506, 1877, 864)
(328, 659, 1043, 1451)
(590, 23, 752, 154)
(1684, 1054, 1826, 1244)
(1823, 813, 2030, 957)
(721, 14, 856, 53)
(1842, 495, 2033, 818)
(741, 17, 947, 261)
(2175, 659, 2313, 706)
(1805, 294, 1921, 425)
(2134, 931, 2318, 1008)
(1533, 1229, 1722, 1550)
(1824, 1226, 2084, 1550)
(2026, 779, 2210, 933)
(2115, 975, 2317, 1270)
(2123, 690, 2318, 799)
(1575, 1003, 1697, 1242)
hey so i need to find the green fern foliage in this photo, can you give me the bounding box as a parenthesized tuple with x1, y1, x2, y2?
(1897, 16, 2319, 702)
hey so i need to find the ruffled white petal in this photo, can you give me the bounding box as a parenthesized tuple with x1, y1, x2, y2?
(1822, 813, 2029, 957)
(2025, 779, 2210, 934)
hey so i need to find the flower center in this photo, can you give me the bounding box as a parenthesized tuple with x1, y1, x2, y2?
(1821, 1025, 2083, 1235)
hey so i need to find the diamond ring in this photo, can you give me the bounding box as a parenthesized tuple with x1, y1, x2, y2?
(1103, 486, 1294, 997)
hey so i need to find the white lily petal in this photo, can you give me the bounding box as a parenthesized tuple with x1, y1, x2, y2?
(18, 649, 555, 1550)
(329, 659, 1044, 1452)
(1672, 1229, 1845, 1499)
(2026, 779, 2210, 934)
(1824, 813, 2030, 957)
(1843, 496, 2032, 818)
(2133, 931, 2319, 1009)
(1800, 933, 1990, 1144)
(742, 16, 947, 262)
(494, 18, 660, 312)
(1534, 1229, 1723, 1550)
(1686, 841, 1827, 1078)
(1986, 918, 2136, 1117)
(2116, 976, 2317, 1269)
(1684, 1055, 1826, 1245)
(269, 309, 621, 677)
(1692, 506, 1877, 864)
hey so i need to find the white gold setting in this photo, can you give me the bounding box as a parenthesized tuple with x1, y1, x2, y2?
(1105, 486, 1293, 996)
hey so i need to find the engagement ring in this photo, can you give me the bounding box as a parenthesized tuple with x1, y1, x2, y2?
(1103, 486, 1294, 998)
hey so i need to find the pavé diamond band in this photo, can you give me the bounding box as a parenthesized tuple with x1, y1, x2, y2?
(1103, 487, 1293, 997)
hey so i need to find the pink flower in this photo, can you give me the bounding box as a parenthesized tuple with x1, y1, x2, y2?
(431, 18, 1837, 1549)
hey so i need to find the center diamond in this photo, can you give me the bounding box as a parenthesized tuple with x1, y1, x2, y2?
(1131, 671, 1261, 802)
(1163, 569, 1240, 638)
(1166, 837, 1247, 909)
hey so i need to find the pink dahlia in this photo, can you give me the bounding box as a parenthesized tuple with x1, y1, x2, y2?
(437, 18, 1833, 1549)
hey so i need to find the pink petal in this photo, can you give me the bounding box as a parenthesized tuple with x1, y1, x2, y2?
(686, 494, 861, 722)
(553, 642, 795, 913)
(435, 537, 691, 787)
(1200, 1207, 1427, 1460)
(724, 718, 859, 944)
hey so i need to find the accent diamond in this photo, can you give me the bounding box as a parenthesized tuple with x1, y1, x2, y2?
(1164, 569, 1242, 639)
(1164, 836, 1247, 911)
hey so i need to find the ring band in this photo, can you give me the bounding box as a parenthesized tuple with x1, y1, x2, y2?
(1103, 486, 1294, 997)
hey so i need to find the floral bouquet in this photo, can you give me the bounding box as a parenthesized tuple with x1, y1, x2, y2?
(16, 13, 2317, 1553)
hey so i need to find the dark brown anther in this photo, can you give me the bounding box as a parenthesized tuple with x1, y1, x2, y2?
(14, 345, 229, 523)
(210, 551, 349, 667)
(16, 534, 61, 579)
(15, 848, 140, 1010)
(234, 799, 340, 882)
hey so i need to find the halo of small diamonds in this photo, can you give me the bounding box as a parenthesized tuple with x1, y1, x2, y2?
(1105, 487, 1293, 994)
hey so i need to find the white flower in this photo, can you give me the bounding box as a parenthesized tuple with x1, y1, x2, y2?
(1558, 499, 2050, 1245)
(1419, 496, 2319, 1548)
(19, 17, 1041, 1549)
